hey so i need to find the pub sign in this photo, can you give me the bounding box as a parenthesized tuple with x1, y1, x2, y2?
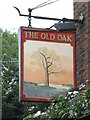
(19, 27, 76, 102)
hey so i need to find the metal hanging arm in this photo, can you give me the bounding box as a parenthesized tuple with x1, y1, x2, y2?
(13, 6, 61, 20)
(13, 6, 84, 23)
(13, 6, 61, 26)
(30, 0, 84, 24)
(13, 0, 60, 27)
(13, 0, 84, 27)
(13, 6, 28, 17)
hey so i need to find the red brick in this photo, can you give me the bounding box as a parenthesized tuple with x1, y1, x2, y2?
(74, 1, 89, 86)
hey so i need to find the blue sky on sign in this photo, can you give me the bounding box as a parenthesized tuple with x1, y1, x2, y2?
(0, 0, 73, 32)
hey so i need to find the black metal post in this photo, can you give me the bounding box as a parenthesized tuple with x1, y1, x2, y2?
(28, 8, 32, 27)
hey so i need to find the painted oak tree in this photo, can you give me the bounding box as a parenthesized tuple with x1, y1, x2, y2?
(31, 47, 62, 86)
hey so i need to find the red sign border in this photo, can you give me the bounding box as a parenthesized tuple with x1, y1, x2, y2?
(19, 26, 76, 102)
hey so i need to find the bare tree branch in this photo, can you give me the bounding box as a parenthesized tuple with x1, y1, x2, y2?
(38, 51, 46, 58)
(48, 60, 53, 68)
(48, 71, 60, 75)
(38, 51, 48, 68)
(47, 56, 51, 59)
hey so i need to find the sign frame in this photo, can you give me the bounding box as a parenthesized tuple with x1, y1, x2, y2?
(19, 26, 76, 102)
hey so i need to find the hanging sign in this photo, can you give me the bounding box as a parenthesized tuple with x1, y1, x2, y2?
(19, 27, 76, 102)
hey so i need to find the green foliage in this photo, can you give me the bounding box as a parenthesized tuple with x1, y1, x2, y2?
(1, 29, 24, 118)
(1, 29, 30, 118)
(1, 28, 50, 118)
(24, 80, 90, 119)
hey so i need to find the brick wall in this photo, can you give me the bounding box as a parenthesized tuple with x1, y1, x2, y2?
(74, 1, 90, 86)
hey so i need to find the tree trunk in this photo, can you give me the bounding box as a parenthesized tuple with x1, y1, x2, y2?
(44, 68, 49, 86)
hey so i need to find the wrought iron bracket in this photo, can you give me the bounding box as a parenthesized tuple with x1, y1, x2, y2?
(13, 6, 84, 27)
